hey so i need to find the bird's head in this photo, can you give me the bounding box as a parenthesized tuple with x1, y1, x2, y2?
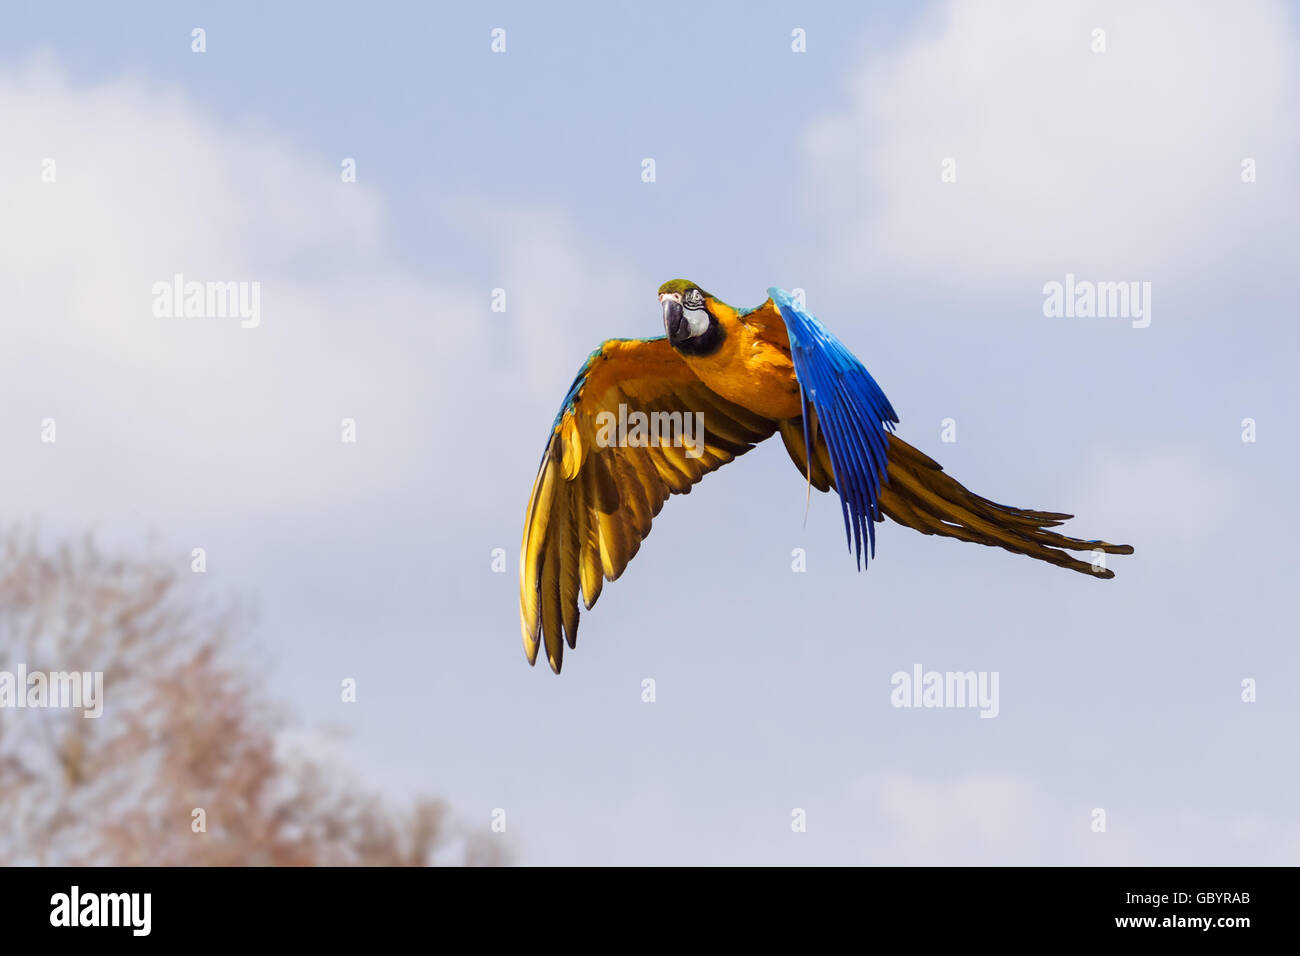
(658, 279, 724, 355)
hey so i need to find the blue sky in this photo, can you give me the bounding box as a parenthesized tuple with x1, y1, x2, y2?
(2, 0, 1298, 864)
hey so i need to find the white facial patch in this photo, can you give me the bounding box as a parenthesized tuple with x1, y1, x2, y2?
(682, 306, 710, 338)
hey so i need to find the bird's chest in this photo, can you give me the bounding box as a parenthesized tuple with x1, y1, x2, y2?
(685, 324, 804, 421)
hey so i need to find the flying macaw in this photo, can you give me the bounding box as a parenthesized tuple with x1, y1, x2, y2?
(520, 280, 1132, 673)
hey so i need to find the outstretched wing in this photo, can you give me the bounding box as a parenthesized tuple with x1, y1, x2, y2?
(521, 336, 777, 673)
(780, 421, 1135, 577)
(768, 287, 900, 568)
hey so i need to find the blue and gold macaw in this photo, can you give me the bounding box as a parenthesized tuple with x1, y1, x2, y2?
(521, 280, 1132, 673)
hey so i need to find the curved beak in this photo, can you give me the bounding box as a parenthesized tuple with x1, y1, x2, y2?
(661, 295, 685, 342)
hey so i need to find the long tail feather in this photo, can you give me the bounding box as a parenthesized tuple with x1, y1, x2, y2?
(879, 435, 1133, 577)
(779, 421, 1133, 577)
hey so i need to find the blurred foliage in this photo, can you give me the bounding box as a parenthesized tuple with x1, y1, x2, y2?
(0, 531, 503, 866)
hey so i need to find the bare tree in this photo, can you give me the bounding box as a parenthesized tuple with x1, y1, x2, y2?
(0, 531, 502, 866)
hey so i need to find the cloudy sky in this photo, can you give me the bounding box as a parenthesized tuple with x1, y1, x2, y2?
(2, 0, 1298, 864)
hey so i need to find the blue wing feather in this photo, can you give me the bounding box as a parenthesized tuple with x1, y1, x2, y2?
(768, 287, 899, 570)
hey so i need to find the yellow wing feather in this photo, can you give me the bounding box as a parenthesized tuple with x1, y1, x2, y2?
(520, 337, 778, 672)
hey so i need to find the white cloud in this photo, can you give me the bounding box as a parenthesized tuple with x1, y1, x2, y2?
(856, 771, 1300, 865)
(441, 199, 648, 394)
(508, 770, 1300, 865)
(860, 771, 1107, 864)
(0, 58, 619, 533)
(802, 0, 1300, 289)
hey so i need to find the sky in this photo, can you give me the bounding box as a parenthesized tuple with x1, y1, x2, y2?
(2, 0, 1298, 864)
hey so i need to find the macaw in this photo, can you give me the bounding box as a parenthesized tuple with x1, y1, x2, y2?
(520, 280, 1132, 673)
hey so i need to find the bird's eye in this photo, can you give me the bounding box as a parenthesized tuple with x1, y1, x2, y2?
(683, 289, 704, 309)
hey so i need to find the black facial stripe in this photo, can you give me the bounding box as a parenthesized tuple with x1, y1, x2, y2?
(673, 314, 723, 356)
